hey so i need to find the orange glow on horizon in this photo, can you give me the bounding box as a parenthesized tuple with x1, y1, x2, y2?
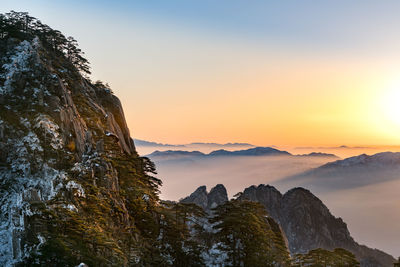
(120, 55, 400, 147)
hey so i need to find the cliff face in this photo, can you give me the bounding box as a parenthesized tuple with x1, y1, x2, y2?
(239, 185, 395, 267)
(0, 36, 158, 266)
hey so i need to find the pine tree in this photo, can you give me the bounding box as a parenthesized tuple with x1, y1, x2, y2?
(155, 201, 206, 267)
(0, 11, 91, 74)
(211, 199, 290, 267)
(292, 247, 360, 267)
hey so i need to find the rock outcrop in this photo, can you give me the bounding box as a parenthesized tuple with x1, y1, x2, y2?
(239, 184, 395, 267)
(180, 184, 228, 212)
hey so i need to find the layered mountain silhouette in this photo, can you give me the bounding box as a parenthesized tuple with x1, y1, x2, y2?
(147, 147, 338, 161)
(134, 139, 255, 148)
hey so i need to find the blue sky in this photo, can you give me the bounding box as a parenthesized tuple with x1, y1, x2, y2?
(4, 0, 400, 50)
(2, 1, 400, 147)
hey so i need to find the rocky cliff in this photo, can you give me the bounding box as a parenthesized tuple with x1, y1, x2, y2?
(0, 22, 161, 266)
(180, 184, 228, 212)
(239, 184, 395, 267)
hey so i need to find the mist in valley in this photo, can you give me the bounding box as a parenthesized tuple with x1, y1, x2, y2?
(152, 155, 334, 201)
(144, 149, 400, 257)
(320, 180, 400, 258)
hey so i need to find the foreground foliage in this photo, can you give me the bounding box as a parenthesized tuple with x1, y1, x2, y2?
(292, 248, 360, 267)
(211, 199, 291, 267)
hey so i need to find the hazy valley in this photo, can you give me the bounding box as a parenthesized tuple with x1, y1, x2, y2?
(140, 144, 400, 257)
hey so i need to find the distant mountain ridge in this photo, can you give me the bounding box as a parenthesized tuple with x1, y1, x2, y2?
(321, 152, 400, 168)
(278, 151, 400, 191)
(189, 142, 254, 147)
(147, 147, 338, 160)
(134, 139, 255, 148)
(134, 139, 185, 147)
(297, 152, 338, 158)
(208, 147, 290, 156)
(148, 150, 205, 158)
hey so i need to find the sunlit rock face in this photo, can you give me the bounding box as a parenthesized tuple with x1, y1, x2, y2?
(239, 184, 395, 267)
(0, 37, 149, 266)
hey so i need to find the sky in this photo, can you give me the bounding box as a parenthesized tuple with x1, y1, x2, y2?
(2, 1, 400, 147)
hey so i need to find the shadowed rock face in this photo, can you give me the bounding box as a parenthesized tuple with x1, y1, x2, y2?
(239, 184, 283, 222)
(207, 184, 228, 210)
(180, 186, 208, 210)
(180, 184, 228, 212)
(239, 185, 395, 267)
(280, 188, 354, 253)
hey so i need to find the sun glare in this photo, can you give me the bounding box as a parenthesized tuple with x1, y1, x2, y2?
(381, 87, 400, 126)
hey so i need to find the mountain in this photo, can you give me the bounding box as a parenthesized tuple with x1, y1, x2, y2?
(133, 138, 185, 147)
(134, 140, 257, 156)
(180, 184, 291, 266)
(278, 151, 400, 192)
(147, 146, 291, 159)
(208, 146, 291, 156)
(238, 184, 395, 267)
(1, 12, 394, 266)
(0, 13, 168, 266)
(182, 184, 395, 266)
(147, 147, 339, 162)
(180, 184, 228, 212)
(188, 142, 254, 147)
(147, 150, 205, 160)
(134, 139, 255, 148)
(297, 152, 339, 158)
(322, 152, 400, 168)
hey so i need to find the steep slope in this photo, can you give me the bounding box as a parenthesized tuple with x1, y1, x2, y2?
(239, 185, 395, 267)
(0, 16, 161, 266)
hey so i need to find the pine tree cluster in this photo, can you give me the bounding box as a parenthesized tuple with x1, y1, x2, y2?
(0, 11, 90, 74)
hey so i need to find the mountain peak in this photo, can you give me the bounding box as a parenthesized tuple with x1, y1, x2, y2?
(237, 184, 395, 266)
(181, 184, 228, 211)
(208, 184, 228, 209)
(0, 13, 160, 265)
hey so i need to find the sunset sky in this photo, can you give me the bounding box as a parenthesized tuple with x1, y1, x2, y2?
(3, 1, 400, 146)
